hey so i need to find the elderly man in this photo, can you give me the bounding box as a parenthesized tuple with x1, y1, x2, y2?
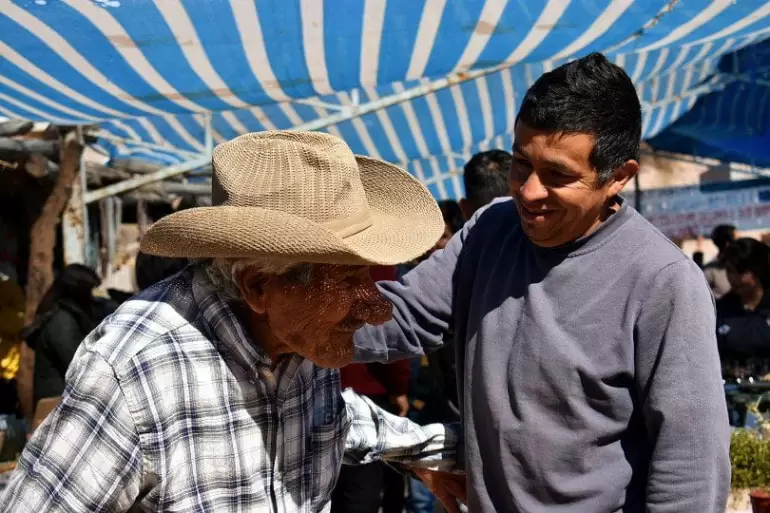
(354, 53, 730, 513)
(0, 131, 458, 513)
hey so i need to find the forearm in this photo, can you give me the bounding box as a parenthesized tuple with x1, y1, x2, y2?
(353, 284, 448, 362)
(342, 389, 460, 472)
(354, 212, 476, 364)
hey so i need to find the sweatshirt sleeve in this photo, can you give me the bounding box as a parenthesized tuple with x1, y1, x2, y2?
(635, 259, 730, 513)
(353, 219, 466, 363)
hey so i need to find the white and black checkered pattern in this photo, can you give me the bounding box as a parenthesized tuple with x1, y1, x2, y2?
(0, 268, 457, 513)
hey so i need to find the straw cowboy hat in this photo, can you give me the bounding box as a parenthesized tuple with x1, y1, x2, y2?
(140, 131, 444, 266)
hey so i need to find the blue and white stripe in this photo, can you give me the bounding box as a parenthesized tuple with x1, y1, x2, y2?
(1, 0, 769, 199)
(649, 37, 770, 168)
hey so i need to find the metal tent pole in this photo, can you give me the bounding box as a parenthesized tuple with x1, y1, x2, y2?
(82, 66, 505, 201)
(83, 156, 211, 203)
(292, 66, 506, 132)
(83, 114, 215, 202)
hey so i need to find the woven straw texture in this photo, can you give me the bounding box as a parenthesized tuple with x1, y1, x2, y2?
(140, 131, 444, 266)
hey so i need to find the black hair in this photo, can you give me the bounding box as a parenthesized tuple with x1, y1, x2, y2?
(463, 150, 511, 215)
(34, 264, 100, 321)
(438, 199, 465, 235)
(711, 224, 736, 252)
(516, 52, 642, 183)
(135, 252, 188, 291)
(722, 238, 770, 288)
(693, 251, 705, 269)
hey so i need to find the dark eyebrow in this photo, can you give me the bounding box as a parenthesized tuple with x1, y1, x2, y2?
(512, 143, 579, 175)
(543, 158, 579, 175)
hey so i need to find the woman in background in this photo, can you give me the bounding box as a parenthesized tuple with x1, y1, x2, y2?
(716, 238, 770, 379)
(22, 265, 101, 405)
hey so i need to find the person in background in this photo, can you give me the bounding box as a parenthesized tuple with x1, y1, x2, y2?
(101, 252, 190, 309)
(436, 201, 465, 256)
(0, 268, 27, 461)
(0, 269, 25, 416)
(693, 251, 705, 269)
(355, 53, 729, 513)
(692, 231, 706, 269)
(20, 265, 100, 406)
(331, 265, 411, 513)
(134, 251, 189, 291)
(705, 224, 736, 299)
(716, 238, 770, 377)
(459, 150, 512, 220)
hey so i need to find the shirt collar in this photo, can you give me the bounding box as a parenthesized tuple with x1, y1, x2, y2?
(190, 267, 271, 372)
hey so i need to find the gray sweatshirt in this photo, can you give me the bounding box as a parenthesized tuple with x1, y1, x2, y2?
(354, 198, 730, 513)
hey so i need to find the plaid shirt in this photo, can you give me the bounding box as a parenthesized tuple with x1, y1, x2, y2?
(1, 268, 457, 513)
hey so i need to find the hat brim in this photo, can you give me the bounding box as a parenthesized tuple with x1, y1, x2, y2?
(139, 156, 444, 266)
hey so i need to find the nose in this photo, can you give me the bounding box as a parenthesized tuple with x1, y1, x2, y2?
(349, 280, 393, 326)
(519, 172, 548, 203)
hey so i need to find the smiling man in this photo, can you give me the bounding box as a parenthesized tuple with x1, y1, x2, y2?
(354, 53, 730, 512)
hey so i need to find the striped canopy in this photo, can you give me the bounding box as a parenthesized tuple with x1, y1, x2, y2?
(650, 38, 770, 170)
(2, 0, 769, 199)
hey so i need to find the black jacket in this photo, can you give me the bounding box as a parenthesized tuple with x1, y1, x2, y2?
(716, 290, 770, 380)
(24, 300, 96, 404)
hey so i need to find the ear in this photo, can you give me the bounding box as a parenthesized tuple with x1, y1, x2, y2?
(237, 267, 269, 315)
(459, 198, 472, 221)
(605, 159, 639, 198)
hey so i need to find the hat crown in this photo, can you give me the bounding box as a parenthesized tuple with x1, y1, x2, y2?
(211, 131, 369, 230)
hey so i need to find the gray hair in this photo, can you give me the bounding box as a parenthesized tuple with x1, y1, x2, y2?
(195, 258, 314, 303)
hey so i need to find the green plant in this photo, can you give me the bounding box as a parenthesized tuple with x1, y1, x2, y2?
(732, 395, 770, 490)
(731, 428, 770, 489)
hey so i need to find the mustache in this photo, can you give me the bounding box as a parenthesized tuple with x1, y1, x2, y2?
(338, 298, 393, 330)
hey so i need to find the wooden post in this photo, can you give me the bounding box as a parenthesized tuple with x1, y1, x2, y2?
(62, 129, 88, 266)
(18, 130, 83, 422)
(137, 198, 150, 236)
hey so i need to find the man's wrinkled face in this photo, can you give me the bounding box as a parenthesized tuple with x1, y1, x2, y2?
(509, 122, 636, 248)
(241, 264, 393, 368)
